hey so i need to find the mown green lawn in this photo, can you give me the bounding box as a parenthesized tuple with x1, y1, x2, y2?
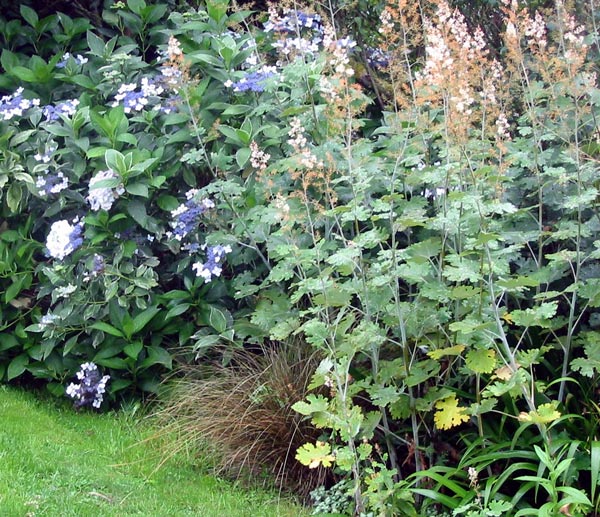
(0, 386, 308, 516)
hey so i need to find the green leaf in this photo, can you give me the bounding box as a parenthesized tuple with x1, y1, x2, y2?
(139, 346, 172, 369)
(90, 321, 124, 337)
(124, 341, 143, 360)
(63, 335, 79, 356)
(208, 306, 228, 333)
(126, 200, 151, 230)
(0, 333, 19, 352)
(125, 182, 149, 197)
(517, 402, 561, 424)
(95, 357, 128, 369)
(4, 277, 23, 303)
(127, 0, 146, 15)
(87, 31, 106, 56)
(218, 125, 244, 145)
(1, 49, 18, 72)
(105, 149, 128, 176)
(6, 183, 22, 213)
(510, 302, 558, 328)
(132, 305, 160, 334)
(7, 354, 29, 380)
(157, 195, 180, 211)
(10, 66, 37, 83)
(20, 5, 39, 27)
(465, 348, 496, 374)
(591, 441, 600, 504)
(366, 385, 401, 407)
(165, 303, 190, 320)
(235, 147, 251, 168)
(223, 104, 252, 116)
(293, 394, 330, 416)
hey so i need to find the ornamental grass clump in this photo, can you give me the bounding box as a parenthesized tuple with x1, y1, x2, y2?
(153, 344, 330, 498)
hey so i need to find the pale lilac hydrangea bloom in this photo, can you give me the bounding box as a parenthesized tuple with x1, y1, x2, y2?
(66, 362, 110, 409)
(39, 313, 60, 330)
(46, 219, 83, 260)
(87, 169, 124, 211)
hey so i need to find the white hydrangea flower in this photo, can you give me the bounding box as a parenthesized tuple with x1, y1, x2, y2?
(46, 219, 83, 260)
(87, 169, 124, 211)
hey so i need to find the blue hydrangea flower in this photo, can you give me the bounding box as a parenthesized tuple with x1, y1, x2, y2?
(264, 9, 323, 34)
(111, 78, 164, 113)
(366, 47, 390, 69)
(156, 94, 181, 114)
(42, 99, 80, 121)
(36, 171, 68, 196)
(0, 87, 40, 121)
(167, 190, 215, 241)
(192, 244, 232, 282)
(56, 52, 88, 68)
(265, 9, 323, 58)
(66, 362, 110, 409)
(46, 219, 83, 260)
(224, 66, 279, 93)
(83, 254, 105, 282)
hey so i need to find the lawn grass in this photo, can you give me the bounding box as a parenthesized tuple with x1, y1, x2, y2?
(0, 385, 309, 517)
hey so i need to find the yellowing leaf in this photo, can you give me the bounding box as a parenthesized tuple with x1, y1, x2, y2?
(517, 402, 561, 424)
(295, 441, 335, 469)
(434, 394, 470, 430)
(465, 348, 496, 374)
(427, 344, 466, 360)
(501, 312, 513, 324)
(494, 362, 519, 381)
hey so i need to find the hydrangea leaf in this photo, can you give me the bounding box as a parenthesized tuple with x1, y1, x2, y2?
(295, 441, 335, 469)
(434, 394, 470, 430)
(465, 348, 496, 374)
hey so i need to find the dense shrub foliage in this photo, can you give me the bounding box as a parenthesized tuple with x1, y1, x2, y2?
(1, 0, 600, 515)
